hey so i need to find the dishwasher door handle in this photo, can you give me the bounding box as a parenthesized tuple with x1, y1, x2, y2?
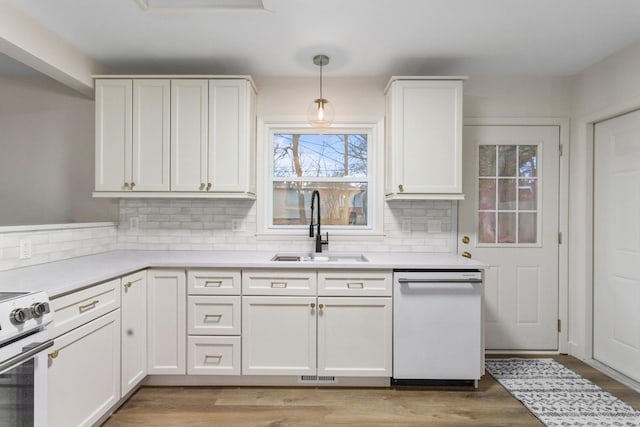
(397, 278, 482, 284)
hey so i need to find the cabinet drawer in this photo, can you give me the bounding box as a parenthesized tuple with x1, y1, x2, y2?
(187, 296, 240, 335)
(187, 269, 241, 295)
(50, 278, 121, 339)
(187, 336, 240, 375)
(318, 271, 392, 296)
(242, 270, 316, 295)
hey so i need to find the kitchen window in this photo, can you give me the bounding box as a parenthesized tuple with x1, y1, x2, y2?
(261, 124, 379, 235)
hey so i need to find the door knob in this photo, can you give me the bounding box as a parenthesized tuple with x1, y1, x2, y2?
(461, 251, 472, 259)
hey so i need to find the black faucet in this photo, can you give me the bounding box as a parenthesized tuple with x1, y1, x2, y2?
(309, 190, 329, 253)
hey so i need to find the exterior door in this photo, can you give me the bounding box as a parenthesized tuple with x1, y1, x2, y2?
(459, 125, 560, 350)
(594, 110, 640, 383)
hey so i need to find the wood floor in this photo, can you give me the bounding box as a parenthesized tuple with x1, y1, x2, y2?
(102, 356, 640, 426)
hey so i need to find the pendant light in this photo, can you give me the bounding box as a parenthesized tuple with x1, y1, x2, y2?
(307, 54, 334, 127)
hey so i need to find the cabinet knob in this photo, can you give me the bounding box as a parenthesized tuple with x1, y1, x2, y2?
(310, 303, 316, 309)
(130, 182, 136, 189)
(207, 182, 212, 191)
(398, 184, 404, 193)
(318, 303, 324, 310)
(124, 281, 132, 289)
(48, 349, 59, 359)
(123, 182, 130, 189)
(200, 183, 206, 190)
(462, 235, 470, 244)
(461, 251, 472, 259)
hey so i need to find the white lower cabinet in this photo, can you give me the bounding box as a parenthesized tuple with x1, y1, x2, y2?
(187, 336, 241, 375)
(147, 268, 186, 374)
(242, 296, 317, 375)
(120, 270, 147, 396)
(47, 309, 121, 427)
(317, 297, 392, 377)
(186, 269, 242, 376)
(242, 270, 392, 378)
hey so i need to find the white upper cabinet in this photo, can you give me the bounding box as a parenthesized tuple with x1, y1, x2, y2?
(94, 76, 256, 198)
(208, 80, 255, 194)
(95, 79, 170, 192)
(384, 77, 465, 200)
(95, 79, 132, 191)
(171, 79, 209, 192)
(133, 79, 170, 191)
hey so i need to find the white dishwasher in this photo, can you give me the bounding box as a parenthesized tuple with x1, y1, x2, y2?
(392, 270, 483, 387)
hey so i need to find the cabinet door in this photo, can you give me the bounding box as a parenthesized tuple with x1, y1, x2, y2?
(317, 297, 392, 377)
(147, 269, 186, 374)
(132, 79, 170, 191)
(95, 79, 132, 191)
(387, 80, 463, 197)
(242, 296, 316, 375)
(171, 79, 209, 191)
(208, 79, 249, 192)
(48, 310, 121, 427)
(121, 270, 147, 396)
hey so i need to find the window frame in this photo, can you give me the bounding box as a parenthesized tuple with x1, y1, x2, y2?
(257, 121, 383, 237)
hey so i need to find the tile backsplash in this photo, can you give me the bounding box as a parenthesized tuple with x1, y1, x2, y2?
(0, 198, 457, 271)
(0, 224, 117, 271)
(117, 198, 456, 253)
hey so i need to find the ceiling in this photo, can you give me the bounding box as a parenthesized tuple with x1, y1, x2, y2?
(3, 0, 640, 78)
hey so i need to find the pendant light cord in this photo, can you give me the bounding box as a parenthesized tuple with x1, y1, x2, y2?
(319, 60, 323, 100)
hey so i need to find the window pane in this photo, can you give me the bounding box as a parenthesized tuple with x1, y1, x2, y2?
(272, 182, 368, 226)
(273, 133, 367, 178)
(518, 178, 537, 210)
(479, 179, 496, 210)
(478, 212, 496, 244)
(498, 212, 516, 243)
(518, 213, 537, 243)
(498, 178, 517, 210)
(519, 145, 537, 177)
(479, 145, 496, 177)
(498, 146, 517, 177)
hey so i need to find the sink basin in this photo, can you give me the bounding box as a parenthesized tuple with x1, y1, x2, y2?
(271, 253, 369, 263)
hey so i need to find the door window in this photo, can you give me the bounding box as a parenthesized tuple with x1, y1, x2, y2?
(477, 144, 539, 245)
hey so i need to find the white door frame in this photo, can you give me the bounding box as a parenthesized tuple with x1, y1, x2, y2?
(464, 117, 570, 354)
(570, 96, 640, 384)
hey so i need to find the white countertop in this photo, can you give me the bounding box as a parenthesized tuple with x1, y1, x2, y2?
(0, 250, 487, 298)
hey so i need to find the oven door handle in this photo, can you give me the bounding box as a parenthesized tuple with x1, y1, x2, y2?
(0, 339, 54, 373)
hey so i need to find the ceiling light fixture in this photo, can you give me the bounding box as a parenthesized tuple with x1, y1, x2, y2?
(307, 54, 334, 128)
(135, 0, 275, 12)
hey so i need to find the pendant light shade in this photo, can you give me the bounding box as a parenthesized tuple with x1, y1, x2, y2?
(307, 54, 334, 127)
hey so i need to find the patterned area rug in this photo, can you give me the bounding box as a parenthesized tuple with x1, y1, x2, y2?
(485, 358, 640, 427)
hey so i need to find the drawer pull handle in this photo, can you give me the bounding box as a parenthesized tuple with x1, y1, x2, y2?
(48, 350, 59, 359)
(78, 300, 99, 312)
(204, 314, 223, 322)
(347, 282, 364, 289)
(205, 354, 223, 362)
(271, 281, 287, 288)
(204, 280, 222, 287)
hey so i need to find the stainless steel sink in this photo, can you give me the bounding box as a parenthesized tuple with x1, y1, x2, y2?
(271, 253, 369, 263)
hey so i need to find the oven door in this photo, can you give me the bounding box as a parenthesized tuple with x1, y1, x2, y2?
(0, 329, 53, 427)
